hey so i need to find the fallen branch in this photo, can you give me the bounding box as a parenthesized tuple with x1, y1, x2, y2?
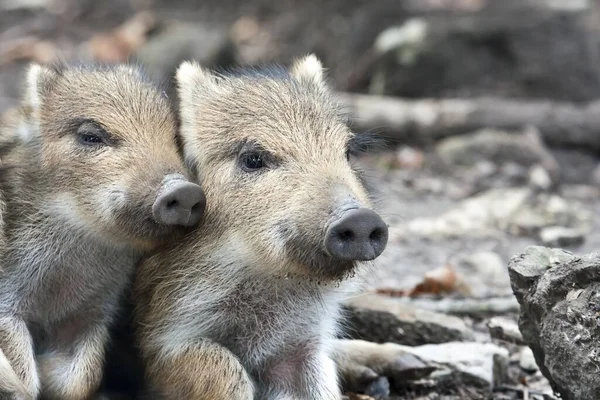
(338, 93, 600, 151)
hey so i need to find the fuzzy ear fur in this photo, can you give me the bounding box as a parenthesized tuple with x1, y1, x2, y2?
(25, 63, 58, 111)
(20, 63, 59, 141)
(175, 61, 219, 106)
(175, 61, 220, 169)
(290, 54, 325, 86)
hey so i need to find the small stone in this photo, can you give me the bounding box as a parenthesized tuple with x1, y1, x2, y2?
(343, 294, 475, 345)
(539, 226, 585, 247)
(399, 342, 510, 389)
(501, 162, 528, 181)
(364, 376, 390, 399)
(529, 165, 554, 190)
(475, 160, 498, 177)
(519, 347, 539, 373)
(487, 316, 524, 345)
(435, 128, 558, 175)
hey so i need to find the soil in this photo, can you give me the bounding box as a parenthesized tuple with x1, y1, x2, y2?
(2, 0, 599, 398)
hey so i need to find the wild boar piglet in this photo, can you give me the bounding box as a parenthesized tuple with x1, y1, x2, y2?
(0, 63, 205, 400)
(134, 55, 388, 400)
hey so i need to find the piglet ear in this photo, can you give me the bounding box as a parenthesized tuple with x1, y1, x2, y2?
(175, 61, 220, 169)
(290, 54, 325, 87)
(19, 64, 60, 142)
(175, 61, 219, 107)
(24, 63, 59, 112)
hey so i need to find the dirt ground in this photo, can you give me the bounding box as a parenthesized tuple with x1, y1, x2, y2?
(2, 0, 599, 399)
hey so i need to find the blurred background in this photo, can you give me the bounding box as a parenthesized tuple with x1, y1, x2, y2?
(2, 0, 599, 398)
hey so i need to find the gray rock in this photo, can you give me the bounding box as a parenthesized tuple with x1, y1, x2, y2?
(436, 128, 558, 178)
(528, 164, 554, 191)
(398, 342, 510, 390)
(334, 339, 435, 394)
(508, 246, 600, 400)
(487, 316, 524, 345)
(539, 226, 585, 247)
(519, 347, 539, 373)
(335, 339, 508, 395)
(343, 294, 475, 345)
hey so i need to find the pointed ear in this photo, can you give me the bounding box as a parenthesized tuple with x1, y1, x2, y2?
(290, 54, 325, 87)
(24, 63, 59, 111)
(175, 61, 218, 168)
(175, 61, 218, 107)
(20, 64, 59, 142)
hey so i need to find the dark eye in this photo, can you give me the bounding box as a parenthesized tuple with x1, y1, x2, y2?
(79, 133, 104, 145)
(241, 152, 265, 172)
(346, 149, 351, 161)
(76, 122, 109, 147)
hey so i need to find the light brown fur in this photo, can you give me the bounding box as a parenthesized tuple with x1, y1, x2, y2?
(134, 56, 386, 399)
(0, 63, 198, 399)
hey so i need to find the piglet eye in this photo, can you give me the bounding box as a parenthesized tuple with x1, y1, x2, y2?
(241, 152, 265, 172)
(80, 134, 103, 144)
(76, 122, 108, 147)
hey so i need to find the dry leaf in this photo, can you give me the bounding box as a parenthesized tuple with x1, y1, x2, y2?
(408, 264, 459, 296)
(375, 264, 470, 298)
(87, 11, 156, 62)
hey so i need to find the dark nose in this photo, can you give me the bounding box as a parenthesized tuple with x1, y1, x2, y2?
(324, 208, 388, 261)
(152, 179, 206, 227)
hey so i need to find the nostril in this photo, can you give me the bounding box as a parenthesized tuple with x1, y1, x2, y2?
(338, 230, 354, 242)
(191, 202, 202, 214)
(166, 199, 179, 209)
(370, 228, 384, 243)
